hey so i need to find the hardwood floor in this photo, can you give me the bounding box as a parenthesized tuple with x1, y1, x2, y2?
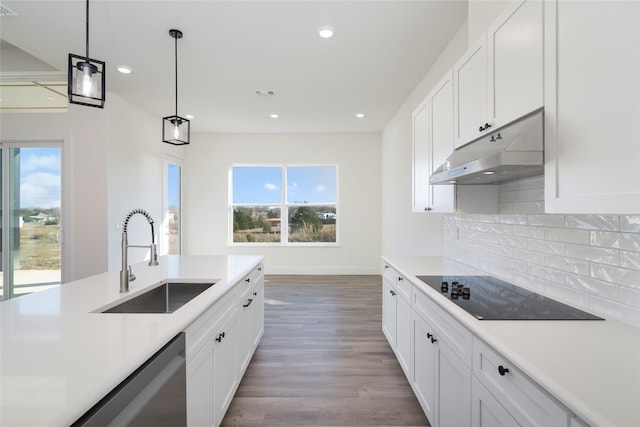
(221, 275, 429, 427)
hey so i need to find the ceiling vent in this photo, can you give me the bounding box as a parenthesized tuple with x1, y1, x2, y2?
(0, 3, 18, 16)
(255, 90, 275, 96)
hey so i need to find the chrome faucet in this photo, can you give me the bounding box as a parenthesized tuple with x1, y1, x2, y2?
(120, 209, 159, 293)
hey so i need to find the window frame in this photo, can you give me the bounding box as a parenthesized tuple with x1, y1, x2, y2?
(229, 164, 339, 247)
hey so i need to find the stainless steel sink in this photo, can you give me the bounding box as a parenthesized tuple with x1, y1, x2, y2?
(101, 282, 215, 314)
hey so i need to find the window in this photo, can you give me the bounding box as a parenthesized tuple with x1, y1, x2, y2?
(231, 165, 337, 245)
(162, 156, 183, 255)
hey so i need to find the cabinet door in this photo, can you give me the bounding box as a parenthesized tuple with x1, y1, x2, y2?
(412, 313, 436, 424)
(395, 294, 412, 378)
(187, 341, 214, 427)
(454, 36, 488, 148)
(471, 377, 519, 427)
(488, 0, 543, 129)
(412, 100, 431, 212)
(544, 0, 640, 213)
(428, 71, 456, 212)
(437, 341, 472, 427)
(213, 314, 238, 426)
(250, 279, 264, 349)
(237, 287, 253, 374)
(382, 278, 397, 347)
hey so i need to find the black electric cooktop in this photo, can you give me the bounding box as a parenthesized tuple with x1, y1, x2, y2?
(416, 275, 604, 321)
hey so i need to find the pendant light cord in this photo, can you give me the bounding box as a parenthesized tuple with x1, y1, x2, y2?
(174, 33, 179, 116)
(85, 0, 90, 60)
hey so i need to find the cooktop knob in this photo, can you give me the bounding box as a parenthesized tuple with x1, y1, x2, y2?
(441, 281, 449, 292)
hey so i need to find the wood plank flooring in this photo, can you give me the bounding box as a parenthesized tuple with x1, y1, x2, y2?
(221, 275, 429, 427)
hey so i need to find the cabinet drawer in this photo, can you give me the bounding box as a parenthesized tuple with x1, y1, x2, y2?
(243, 264, 264, 286)
(395, 275, 411, 302)
(473, 337, 569, 427)
(382, 263, 396, 282)
(382, 264, 411, 302)
(184, 290, 236, 360)
(413, 287, 473, 368)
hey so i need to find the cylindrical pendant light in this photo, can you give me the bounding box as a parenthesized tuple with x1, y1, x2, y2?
(162, 29, 190, 146)
(68, 0, 106, 108)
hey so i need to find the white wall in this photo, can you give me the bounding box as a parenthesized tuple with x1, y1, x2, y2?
(0, 92, 185, 280)
(0, 105, 109, 281)
(105, 95, 186, 272)
(381, 24, 468, 258)
(186, 133, 381, 274)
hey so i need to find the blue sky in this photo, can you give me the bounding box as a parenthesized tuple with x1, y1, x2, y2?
(17, 147, 61, 209)
(232, 166, 336, 204)
(167, 163, 180, 209)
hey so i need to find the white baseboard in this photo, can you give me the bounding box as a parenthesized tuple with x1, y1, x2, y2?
(264, 266, 381, 275)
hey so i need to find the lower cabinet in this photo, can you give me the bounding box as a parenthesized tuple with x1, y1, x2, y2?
(382, 264, 412, 379)
(471, 377, 518, 427)
(412, 308, 471, 427)
(381, 262, 577, 427)
(185, 264, 265, 427)
(471, 337, 568, 427)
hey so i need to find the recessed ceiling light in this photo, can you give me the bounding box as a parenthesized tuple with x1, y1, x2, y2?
(270, 113, 279, 119)
(483, 171, 496, 175)
(185, 114, 194, 119)
(47, 96, 56, 101)
(355, 113, 366, 119)
(318, 26, 335, 39)
(117, 66, 132, 74)
(448, 180, 457, 184)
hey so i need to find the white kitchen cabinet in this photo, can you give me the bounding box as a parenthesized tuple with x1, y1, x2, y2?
(472, 337, 568, 427)
(237, 265, 265, 374)
(544, 0, 640, 213)
(471, 377, 518, 427)
(412, 308, 471, 427)
(382, 274, 397, 348)
(487, 0, 543, 130)
(412, 71, 456, 213)
(187, 309, 239, 427)
(412, 99, 432, 213)
(185, 264, 264, 427)
(454, 36, 489, 148)
(212, 313, 238, 427)
(185, 291, 237, 427)
(382, 264, 412, 379)
(411, 287, 473, 427)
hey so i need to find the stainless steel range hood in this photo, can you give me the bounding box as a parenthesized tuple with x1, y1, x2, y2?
(429, 108, 544, 185)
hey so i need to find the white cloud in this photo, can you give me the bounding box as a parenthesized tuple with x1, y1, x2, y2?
(21, 154, 60, 173)
(20, 172, 60, 208)
(264, 183, 278, 191)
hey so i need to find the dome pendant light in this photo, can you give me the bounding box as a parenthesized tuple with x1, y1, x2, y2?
(68, 0, 106, 108)
(163, 29, 190, 146)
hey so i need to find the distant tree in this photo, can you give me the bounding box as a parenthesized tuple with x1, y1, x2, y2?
(290, 206, 322, 232)
(257, 216, 271, 233)
(233, 209, 255, 231)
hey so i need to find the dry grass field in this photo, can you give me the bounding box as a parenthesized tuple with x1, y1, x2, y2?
(19, 222, 60, 269)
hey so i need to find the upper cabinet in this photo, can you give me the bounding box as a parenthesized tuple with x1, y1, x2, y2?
(487, 0, 543, 130)
(412, 71, 455, 213)
(454, 0, 544, 150)
(453, 37, 489, 148)
(544, 0, 640, 213)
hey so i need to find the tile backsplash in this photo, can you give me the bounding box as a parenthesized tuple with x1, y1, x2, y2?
(443, 213, 640, 327)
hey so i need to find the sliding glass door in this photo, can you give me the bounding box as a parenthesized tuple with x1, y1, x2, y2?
(0, 142, 63, 300)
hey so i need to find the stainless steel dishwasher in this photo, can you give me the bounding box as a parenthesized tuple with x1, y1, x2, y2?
(72, 333, 187, 427)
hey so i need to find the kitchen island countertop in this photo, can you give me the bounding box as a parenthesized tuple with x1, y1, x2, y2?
(0, 254, 264, 427)
(383, 254, 640, 427)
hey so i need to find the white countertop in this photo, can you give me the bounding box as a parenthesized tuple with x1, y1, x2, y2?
(0, 254, 264, 427)
(382, 255, 640, 427)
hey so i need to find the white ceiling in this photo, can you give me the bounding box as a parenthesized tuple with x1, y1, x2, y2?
(0, 1, 467, 134)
